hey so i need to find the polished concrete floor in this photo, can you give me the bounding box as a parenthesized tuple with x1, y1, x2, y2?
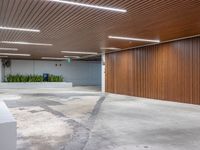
(1, 87, 200, 150)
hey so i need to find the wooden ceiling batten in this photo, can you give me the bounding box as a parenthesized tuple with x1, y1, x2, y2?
(0, 0, 199, 59)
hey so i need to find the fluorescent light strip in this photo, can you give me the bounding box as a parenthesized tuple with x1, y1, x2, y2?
(0, 56, 8, 58)
(0, 53, 30, 56)
(101, 47, 121, 50)
(49, 0, 127, 13)
(61, 51, 98, 55)
(64, 56, 80, 58)
(0, 41, 52, 46)
(108, 36, 160, 43)
(42, 57, 67, 60)
(0, 48, 18, 51)
(0, 26, 40, 32)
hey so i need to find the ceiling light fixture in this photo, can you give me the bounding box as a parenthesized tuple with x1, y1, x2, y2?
(0, 26, 40, 32)
(64, 56, 80, 59)
(108, 36, 160, 43)
(61, 51, 98, 55)
(0, 48, 18, 51)
(0, 56, 8, 58)
(101, 47, 121, 50)
(49, 0, 127, 13)
(42, 57, 68, 60)
(0, 41, 53, 46)
(0, 53, 31, 56)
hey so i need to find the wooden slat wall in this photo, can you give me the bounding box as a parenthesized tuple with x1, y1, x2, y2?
(105, 36, 200, 105)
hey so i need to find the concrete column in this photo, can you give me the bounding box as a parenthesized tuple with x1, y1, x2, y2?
(0, 59, 2, 82)
(101, 54, 105, 92)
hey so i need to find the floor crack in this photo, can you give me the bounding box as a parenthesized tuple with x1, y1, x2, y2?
(64, 95, 106, 150)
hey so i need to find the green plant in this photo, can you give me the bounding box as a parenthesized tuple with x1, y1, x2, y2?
(48, 74, 64, 82)
(5, 74, 63, 82)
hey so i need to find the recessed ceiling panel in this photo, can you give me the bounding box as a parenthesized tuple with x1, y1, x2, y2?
(0, 0, 199, 59)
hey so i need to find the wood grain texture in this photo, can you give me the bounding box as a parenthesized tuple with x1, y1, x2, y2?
(106, 36, 200, 105)
(0, 0, 200, 59)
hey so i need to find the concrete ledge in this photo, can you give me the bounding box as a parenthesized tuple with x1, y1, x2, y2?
(0, 82, 73, 89)
(0, 101, 16, 150)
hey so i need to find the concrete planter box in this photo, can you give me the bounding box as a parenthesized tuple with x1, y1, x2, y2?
(0, 82, 73, 89)
(0, 101, 16, 150)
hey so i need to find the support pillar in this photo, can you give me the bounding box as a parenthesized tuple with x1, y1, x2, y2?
(101, 54, 105, 92)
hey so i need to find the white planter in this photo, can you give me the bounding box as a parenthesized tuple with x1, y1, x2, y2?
(0, 82, 73, 89)
(0, 101, 16, 150)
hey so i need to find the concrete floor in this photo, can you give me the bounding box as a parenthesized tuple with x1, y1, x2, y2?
(1, 87, 200, 150)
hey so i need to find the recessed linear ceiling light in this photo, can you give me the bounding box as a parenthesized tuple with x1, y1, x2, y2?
(49, 0, 127, 13)
(0, 53, 31, 56)
(61, 51, 98, 55)
(42, 57, 68, 60)
(0, 41, 52, 46)
(64, 56, 80, 58)
(0, 26, 40, 32)
(108, 36, 160, 43)
(101, 47, 121, 50)
(0, 48, 18, 51)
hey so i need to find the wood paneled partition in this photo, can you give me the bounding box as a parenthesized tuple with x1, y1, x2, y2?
(105, 37, 200, 105)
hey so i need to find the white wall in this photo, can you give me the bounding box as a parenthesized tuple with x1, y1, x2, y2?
(4, 59, 101, 86)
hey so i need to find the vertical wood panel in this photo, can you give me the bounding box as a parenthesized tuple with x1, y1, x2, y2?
(115, 51, 130, 95)
(192, 38, 200, 104)
(105, 54, 115, 93)
(105, 36, 200, 105)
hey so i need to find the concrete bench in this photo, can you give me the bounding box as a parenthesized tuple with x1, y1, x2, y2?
(0, 101, 16, 150)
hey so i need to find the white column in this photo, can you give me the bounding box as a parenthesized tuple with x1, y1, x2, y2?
(101, 54, 105, 92)
(0, 59, 2, 82)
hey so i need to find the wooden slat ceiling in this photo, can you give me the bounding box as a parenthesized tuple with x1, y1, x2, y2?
(0, 0, 200, 59)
